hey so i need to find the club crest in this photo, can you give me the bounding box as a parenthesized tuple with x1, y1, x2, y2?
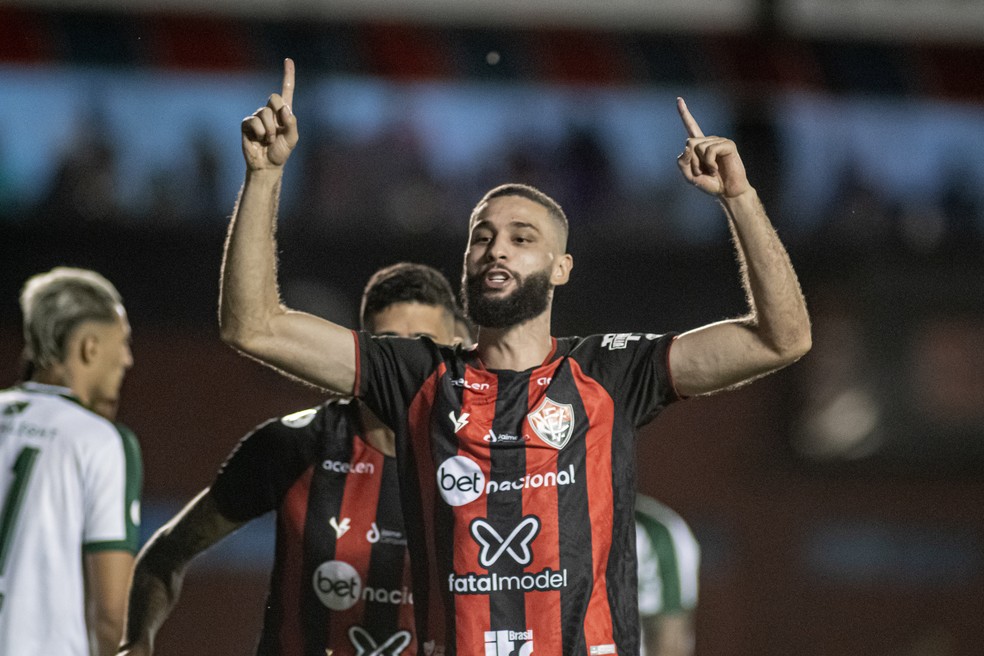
(527, 397, 575, 450)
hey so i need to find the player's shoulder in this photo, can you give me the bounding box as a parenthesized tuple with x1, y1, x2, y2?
(556, 333, 676, 368)
(2, 383, 122, 443)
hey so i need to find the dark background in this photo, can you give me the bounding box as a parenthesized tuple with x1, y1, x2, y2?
(1, 2, 983, 654)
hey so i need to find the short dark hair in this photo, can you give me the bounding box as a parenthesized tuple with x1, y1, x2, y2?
(472, 183, 569, 248)
(360, 263, 458, 330)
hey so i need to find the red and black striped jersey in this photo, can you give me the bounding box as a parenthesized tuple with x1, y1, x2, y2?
(210, 398, 416, 656)
(354, 332, 680, 656)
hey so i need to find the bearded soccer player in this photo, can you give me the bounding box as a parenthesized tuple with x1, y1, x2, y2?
(116, 263, 459, 656)
(0, 267, 141, 656)
(219, 60, 811, 655)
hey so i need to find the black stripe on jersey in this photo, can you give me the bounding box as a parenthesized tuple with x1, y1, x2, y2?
(361, 455, 408, 638)
(550, 362, 594, 656)
(300, 417, 353, 653)
(607, 412, 641, 655)
(486, 369, 532, 633)
(429, 371, 466, 648)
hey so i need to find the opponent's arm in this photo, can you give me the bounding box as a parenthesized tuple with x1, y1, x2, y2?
(116, 490, 244, 656)
(219, 58, 357, 394)
(642, 613, 695, 656)
(84, 550, 134, 656)
(669, 98, 811, 397)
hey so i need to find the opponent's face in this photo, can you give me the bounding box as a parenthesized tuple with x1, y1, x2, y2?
(86, 306, 133, 412)
(369, 301, 456, 344)
(462, 195, 572, 328)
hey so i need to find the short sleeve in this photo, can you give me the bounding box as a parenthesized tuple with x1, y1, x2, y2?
(574, 333, 680, 427)
(355, 331, 448, 429)
(210, 408, 321, 522)
(82, 424, 142, 553)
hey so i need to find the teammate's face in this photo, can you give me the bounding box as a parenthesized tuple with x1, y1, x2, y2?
(87, 306, 133, 413)
(462, 195, 572, 328)
(369, 302, 456, 344)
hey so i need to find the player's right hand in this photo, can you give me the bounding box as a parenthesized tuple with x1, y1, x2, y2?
(241, 58, 298, 171)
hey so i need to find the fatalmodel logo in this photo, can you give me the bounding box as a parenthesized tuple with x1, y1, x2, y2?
(484, 629, 534, 656)
(448, 516, 569, 594)
(349, 627, 413, 656)
(437, 455, 486, 506)
(471, 516, 540, 567)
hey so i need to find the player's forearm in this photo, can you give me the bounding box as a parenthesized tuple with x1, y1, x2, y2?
(118, 539, 187, 653)
(720, 188, 811, 362)
(219, 167, 288, 353)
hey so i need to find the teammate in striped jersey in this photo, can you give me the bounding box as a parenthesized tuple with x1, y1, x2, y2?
(219, 59, 811, 655)
(1, 267, 141, 656)
(634, 495, 700, 656)
(117, 263, 459, 656)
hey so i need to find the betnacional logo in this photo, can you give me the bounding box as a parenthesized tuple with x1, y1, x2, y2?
(313, 560, 361, 610)
(436, 455, 486, 506)
(485, 630, 534, 656)
(527, 397, 575, 450)
(348, 627, 412, 656)
(313, 560, 413, 611)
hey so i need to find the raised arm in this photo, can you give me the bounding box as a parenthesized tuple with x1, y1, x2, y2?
(668, 98, 811, 396)
(219, 58, 357, 394)
(116, 490, 243, 656)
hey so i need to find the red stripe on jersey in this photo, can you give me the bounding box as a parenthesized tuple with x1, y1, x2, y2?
(406, 365, 447, 647)
(523, 370, 564, 656)
(570, 359, 617, 647)
(329, 437, 386, 655)
(450, 369, 498, 656)
(278, 466, 315, 655)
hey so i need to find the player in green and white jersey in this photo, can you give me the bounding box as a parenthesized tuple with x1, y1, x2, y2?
(635, 494, 700, 656)
(0, 267, 141, 656)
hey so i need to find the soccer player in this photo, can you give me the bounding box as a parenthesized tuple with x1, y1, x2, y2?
(219, 59, 811, 655)
(635, 495, 700, 656)
(116, 262, 459, 656)
(0, 267, 141, 656)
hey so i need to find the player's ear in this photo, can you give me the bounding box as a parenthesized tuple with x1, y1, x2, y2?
(551, 254, 573, 286)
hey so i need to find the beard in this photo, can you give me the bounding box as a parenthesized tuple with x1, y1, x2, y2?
(462, 267, 553, 329)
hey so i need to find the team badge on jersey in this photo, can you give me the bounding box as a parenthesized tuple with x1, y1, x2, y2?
(527, 397, 575, 450)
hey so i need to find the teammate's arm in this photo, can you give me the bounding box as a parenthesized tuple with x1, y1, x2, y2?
(642, 613, 695, 656)
(668, 98, 811, 397)
(84, 550, 134, 656)
(116, 490, 244, 656)
(219, 58, 357, 394)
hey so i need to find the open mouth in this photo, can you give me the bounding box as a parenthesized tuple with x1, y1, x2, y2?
(483, 268, 513, 291)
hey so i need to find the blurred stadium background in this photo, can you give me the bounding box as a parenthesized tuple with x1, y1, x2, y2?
(1, 0, 983, 654)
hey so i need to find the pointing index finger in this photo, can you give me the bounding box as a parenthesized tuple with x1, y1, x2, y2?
(677, 97, 704, 139)
(281, 58, 295, 108)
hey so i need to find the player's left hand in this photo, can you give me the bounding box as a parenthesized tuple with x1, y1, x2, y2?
(676, 98, 751, 199)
